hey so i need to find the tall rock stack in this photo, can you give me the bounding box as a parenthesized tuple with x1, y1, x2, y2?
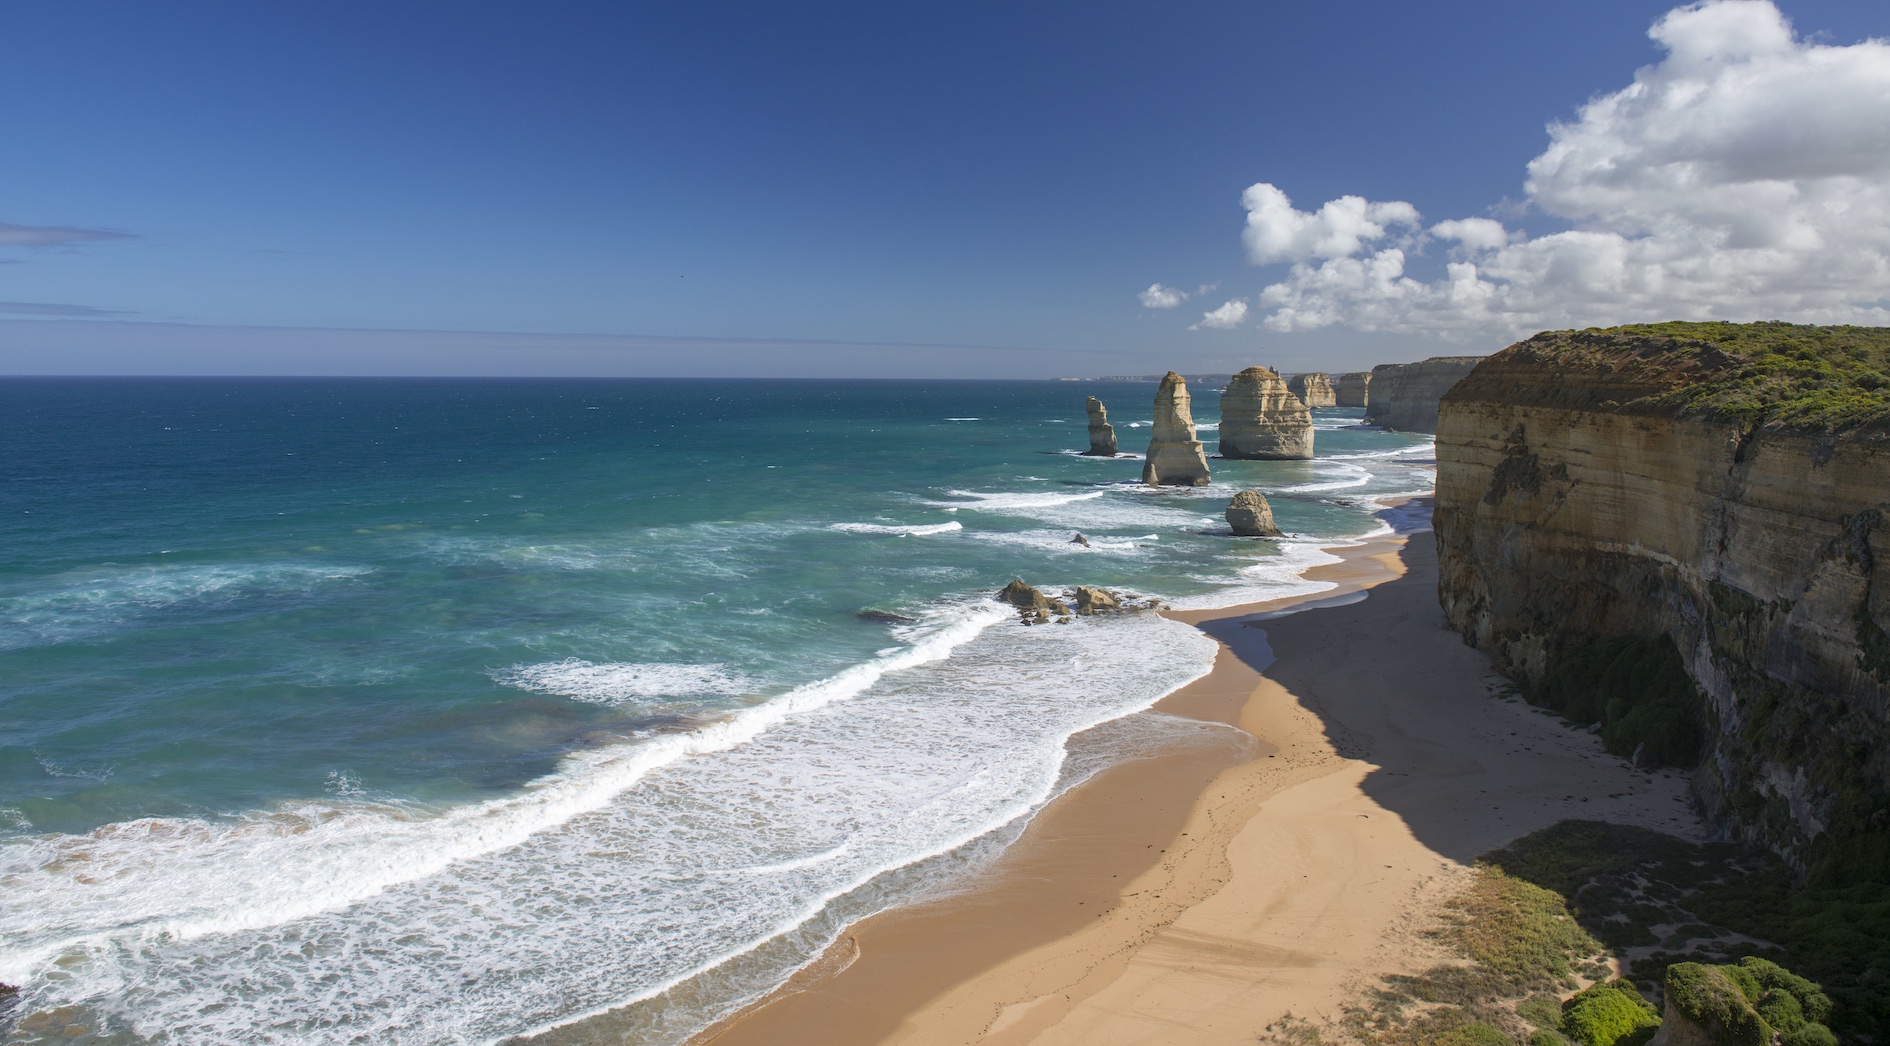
(1335, 371, 1372, 408)
(1140, 372, 1212, 486)
(1082, 396, 1118, 456)
(1363, 356, 1486, 433)
(1286, 372, 1337, 408)
(1218, 366, 1314, 460)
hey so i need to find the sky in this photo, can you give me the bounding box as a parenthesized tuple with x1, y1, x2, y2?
(2, 0, 1887, 377)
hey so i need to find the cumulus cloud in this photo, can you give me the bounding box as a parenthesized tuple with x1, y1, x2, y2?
(0, 222, 137, 248)
(1247, 0, 1890, 337)
(1191, 299, 1249, 329)
(1139, 282, 1189, 308)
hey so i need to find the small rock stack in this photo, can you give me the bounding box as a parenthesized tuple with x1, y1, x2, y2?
(1083, 396, 1118, 456)
(1218, 366, 1314, 460)
(1141, 372, 1212, 486)
(1226, 490, 1283, 536)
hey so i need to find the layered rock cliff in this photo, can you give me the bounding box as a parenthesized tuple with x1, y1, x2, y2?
(1219, 366, 1313, 460)
(1084, 396, 1117, 456)
(1367, 356, 1486, 433)
(1286, 372, 1337, 408)
(1335, 371, 1372, 408)
(1142, 371, 1212, 486)
(1435, 322, 1890, 880)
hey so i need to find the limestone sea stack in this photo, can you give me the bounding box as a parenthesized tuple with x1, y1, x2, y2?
(1082, 396, 1117, 456)
(1217, 366, 1313, 460)
(1285, 372, 1337, 408)
(1363, 356, 1484, 433)
(1335, 371, 1372, 408)
(1141, 372, 1212, 486)
(1225, 490, 1282, 536)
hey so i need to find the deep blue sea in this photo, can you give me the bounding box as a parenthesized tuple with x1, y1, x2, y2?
(0, 378, 1431, 1045)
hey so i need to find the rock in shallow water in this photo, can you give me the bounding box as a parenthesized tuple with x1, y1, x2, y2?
(1141, 372, 1211, 486)
(1226, 489, 1283, 537)
(1072, 586, 1121, 613)
(1219, 367, 1313, 460)
(1083, 397, 1118, 456)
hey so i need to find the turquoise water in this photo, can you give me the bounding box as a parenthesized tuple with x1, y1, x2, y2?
(0, 378, 1431, 1044)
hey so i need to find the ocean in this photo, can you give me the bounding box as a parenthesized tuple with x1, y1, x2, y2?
(0, 377, 1432, 1045)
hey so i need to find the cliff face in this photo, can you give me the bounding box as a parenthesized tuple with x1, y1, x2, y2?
(1219, 366, 1313, 460)
(1142, 372, 1212, 486)
(1435, 323, 1890, 876)
(1335, 371, 1371, 408)
(1083, 396, 1117, 456)
(1366, 356, 1485, 433)
(1286, 372, 1337, 408)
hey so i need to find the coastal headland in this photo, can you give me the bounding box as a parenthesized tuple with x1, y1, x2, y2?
(688, 510, 1701, 1046)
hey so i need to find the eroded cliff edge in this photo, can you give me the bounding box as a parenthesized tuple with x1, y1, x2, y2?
(1435, 322, 1890, 880)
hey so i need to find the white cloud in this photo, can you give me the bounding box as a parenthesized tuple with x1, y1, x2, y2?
(1242, 184, 1422, 264)
(1139, 282, 1189, 308)
(1191, 299, 1250, 329)
(1246, 0, 1890, 338)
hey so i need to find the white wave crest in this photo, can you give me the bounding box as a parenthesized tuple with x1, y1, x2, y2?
(827, 521, 964, 537)
(494, 660, 751, 704)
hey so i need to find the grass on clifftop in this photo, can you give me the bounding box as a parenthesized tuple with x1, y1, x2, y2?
(1517, 321, 1890, 430)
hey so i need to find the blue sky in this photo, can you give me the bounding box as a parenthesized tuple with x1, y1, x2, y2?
(3, 1, 1886, 376)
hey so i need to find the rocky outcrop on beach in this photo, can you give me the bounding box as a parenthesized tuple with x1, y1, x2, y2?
(1071, 586, 1121, 614)
(1225, 490, 1283, 537)
(1365, 356, 1485, 433)
(1218, 366, 1313, 460)
(1434, 322, 1890, 877)
(996, 579, 1070, 623)
(1286, 372, 1337, 408)
(1335, 371, 1372, 408)
(1141, 372, 1212, 486)
(1083, 397, 1118, 456)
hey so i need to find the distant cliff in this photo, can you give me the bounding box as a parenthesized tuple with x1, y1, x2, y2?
(1335, 371, 1371, 408)
(1366, 357, 1485, 433)
(1286, 372, 1336, 408)
(1435, 322, 1890, 881)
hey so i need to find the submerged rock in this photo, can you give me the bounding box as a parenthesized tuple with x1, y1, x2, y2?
(1218, 366, 1313, 460)
(1083, 397, 1118, 456)
(1286, 372, 1337, 408)
(1335, 371, 1372, 408)
(1226, 490, 1283, 536)
(1072, 585, 1122, 614)
(1141, 372, 1212, 486)
(856, 609, 916, 624)
(1071, 532, 1091, 547)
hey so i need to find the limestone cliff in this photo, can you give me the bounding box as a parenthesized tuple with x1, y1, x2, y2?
(1335, 371, 1372, 408)
(1142, 372, 1212, 486)
(1435, 322, 1890, 879)
(1083, 396, 1118, 456)
(1218, 366, 1313, 460)
(1366, 356, 1485, 433)
(1286, 372, 1337, 408)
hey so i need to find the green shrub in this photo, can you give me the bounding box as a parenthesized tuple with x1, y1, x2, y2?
(1666, 962, 1773, 1046)
(1448, 868, 1603, 991)
(1517, 993, 1566, 1030)
(1528, 1031, 1572, 1046)
(1527, 637, 1704, 767)
(1780, 1024, 1839, 1046)
(1560, 980, 1660, 1046)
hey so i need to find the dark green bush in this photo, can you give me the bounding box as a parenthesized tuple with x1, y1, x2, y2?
(1560, 980, 1660, 1046)
(1527, 637, 1704, 767)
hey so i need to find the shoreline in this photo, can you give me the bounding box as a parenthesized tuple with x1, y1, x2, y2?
(691, 508, 1704, 1046)
(677, 518, 1427, 1046)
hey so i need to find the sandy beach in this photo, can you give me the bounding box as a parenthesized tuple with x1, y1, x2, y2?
(696, 513, 1704, 1046)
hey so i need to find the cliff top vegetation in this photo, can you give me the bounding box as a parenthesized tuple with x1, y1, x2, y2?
(1464, 322, 1890, 431)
